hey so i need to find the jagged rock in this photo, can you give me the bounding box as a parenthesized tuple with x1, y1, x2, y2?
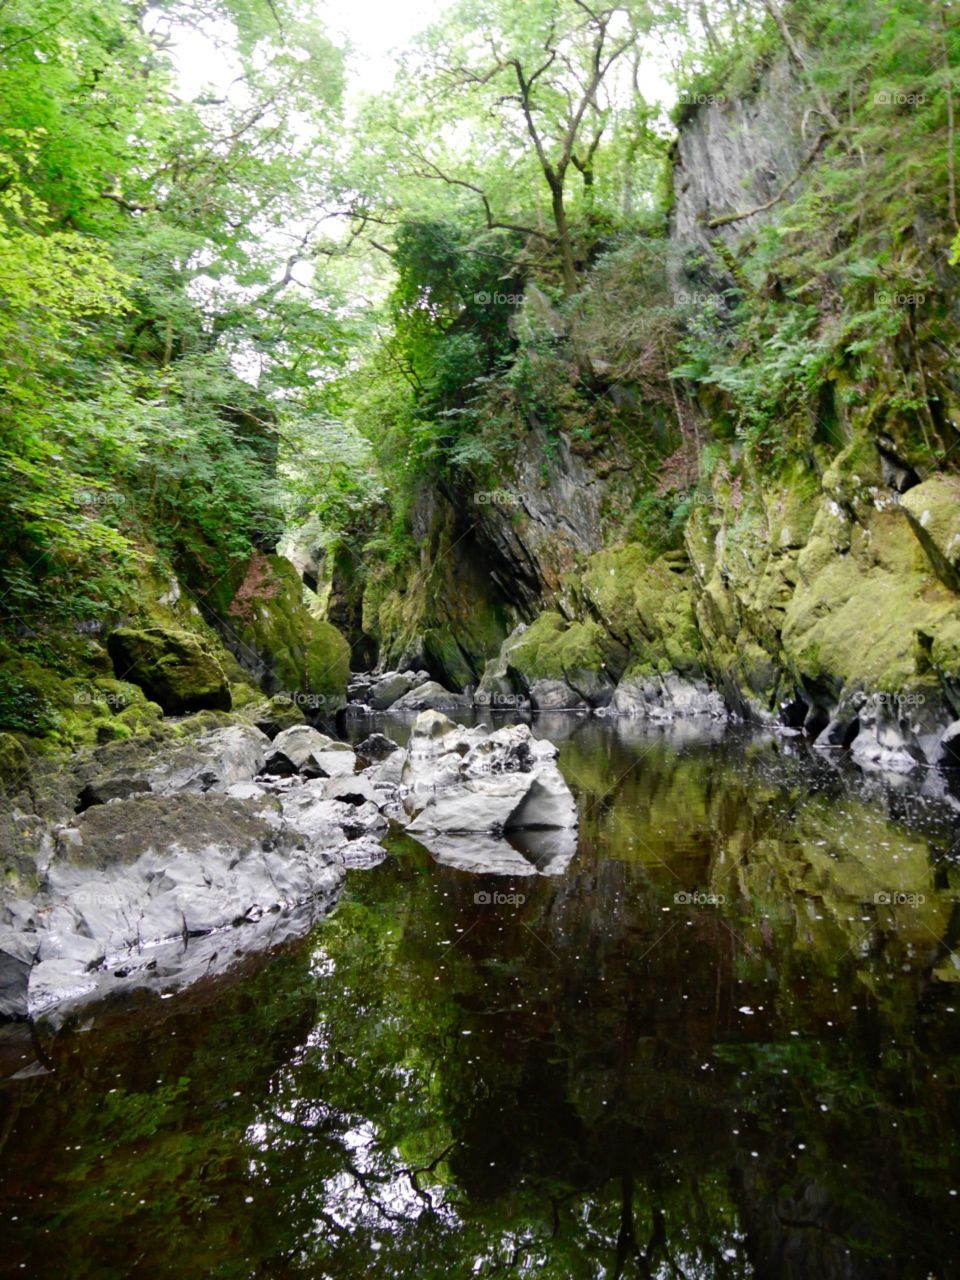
(264, 725, 356, 778)
(74, 724, 271, 807)
(460, 723, 557, 775)
(152, 725, 271, 792)
(356, 732, 400, 763)
(612, 671, 726, 719)
(278, 785, 387, 843)
(390, 681, 473, 712)
(106, 625, 231, 715)
(406, 761, 577, 835)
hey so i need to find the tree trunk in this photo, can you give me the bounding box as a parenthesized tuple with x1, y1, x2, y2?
(550, 183, 579, 298)
(940, 3, 958, 228)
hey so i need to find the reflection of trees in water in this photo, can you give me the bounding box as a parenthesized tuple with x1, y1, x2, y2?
(1, 727, 959, 1277)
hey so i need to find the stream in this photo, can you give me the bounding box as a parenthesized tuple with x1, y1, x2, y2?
(1, 714, 959, 1278)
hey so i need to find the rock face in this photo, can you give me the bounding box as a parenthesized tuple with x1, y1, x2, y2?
(670, 53, 807, 259)
(224, 553, 350, 707)
(320, 52, 960, 771)
(106, 626, 231, 715)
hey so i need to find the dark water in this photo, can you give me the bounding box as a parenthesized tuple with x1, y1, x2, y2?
(2, 716, 960, 1279)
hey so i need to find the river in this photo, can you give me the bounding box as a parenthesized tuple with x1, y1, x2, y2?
(1, 714, 959, 1278)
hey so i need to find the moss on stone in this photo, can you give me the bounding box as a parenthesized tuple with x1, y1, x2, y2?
(580, 545, 703, 677)
(901, 475, 960, 593)
(228, 553, 350, 705)
(106, 625, 231, 715)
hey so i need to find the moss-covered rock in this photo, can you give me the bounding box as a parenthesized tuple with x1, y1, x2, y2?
(227, 553, 350, 707)
(365, 502, 512, 691)
(106, 626, 231, 715)
(504, 612, 619, 707)
(900, 474, 960, 593)
(580, 545, 703, 677)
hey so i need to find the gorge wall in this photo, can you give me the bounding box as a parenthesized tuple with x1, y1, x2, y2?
(346, 51, 960, 771)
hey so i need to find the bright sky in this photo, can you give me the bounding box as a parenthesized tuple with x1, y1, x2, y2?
(323, 0, 454, 93)
(157, 0, 455, 101)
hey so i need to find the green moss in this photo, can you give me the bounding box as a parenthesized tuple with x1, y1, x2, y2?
(228, 554, 350, 704)
(508, 612, 618, 684)
(901, 475, 960, 593)
(580, 545, 703, 676)
(106, 626, 231, 716)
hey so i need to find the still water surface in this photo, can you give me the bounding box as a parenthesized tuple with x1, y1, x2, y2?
(1, 716, 959, 1278)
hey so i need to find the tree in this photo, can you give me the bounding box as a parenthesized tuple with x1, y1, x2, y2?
(393, 0, 645, 297)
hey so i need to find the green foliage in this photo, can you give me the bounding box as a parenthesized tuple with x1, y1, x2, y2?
(0, 0, 350, 627)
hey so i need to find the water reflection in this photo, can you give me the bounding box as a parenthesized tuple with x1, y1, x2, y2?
(1, 720, 959, 1278)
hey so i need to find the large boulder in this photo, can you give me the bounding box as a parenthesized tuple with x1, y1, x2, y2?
(106, 625, 231, 715)
(264, 725, 357, 778)
(278, 784, 388, 844)
(368, 671, 417, 710)
(4, 791, 346, 1021)
(404, 713, 577, 836)
(75, 724, 272, 805)
(390, 681, 473, 712)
